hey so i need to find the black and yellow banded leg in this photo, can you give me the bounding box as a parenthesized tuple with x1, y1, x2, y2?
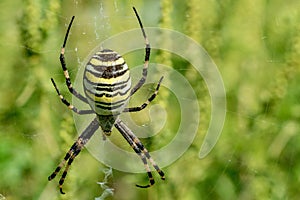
(136, 153, 155, 188)
(48, 140, 83, 194)
(58, 147, 82, 194)
(48, 118, 99, 194)
(124, 123, 165, 181)
(59, 16, 89, 104)
(114, 120, 154, 188)
(51, 78, 94, 115)
(123, 76, 164, 113)
(115, 119, 165, 188)
(130, 7, 150, 96)
(48, 143, 76, 181)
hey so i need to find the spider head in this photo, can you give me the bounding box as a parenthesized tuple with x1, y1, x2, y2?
(97, 114, 118, 135)
(103, 131, 112, 136)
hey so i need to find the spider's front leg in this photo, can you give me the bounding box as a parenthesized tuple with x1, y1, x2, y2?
(48, 138, 83, 194)
(48, 117, 99, 194)
(114, 119, 165, 188)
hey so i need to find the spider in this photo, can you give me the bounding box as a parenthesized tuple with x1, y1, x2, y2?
(48, 7, 165, 194)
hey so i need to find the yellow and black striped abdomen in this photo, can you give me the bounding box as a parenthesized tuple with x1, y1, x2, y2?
(83, 49, 131, 118)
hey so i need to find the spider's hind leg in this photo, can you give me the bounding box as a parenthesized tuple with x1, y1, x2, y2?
(58, 16, 89, 104)
(130, 7, 151, 96)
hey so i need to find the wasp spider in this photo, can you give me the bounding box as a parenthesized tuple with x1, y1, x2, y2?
(48, 7, 165, 194)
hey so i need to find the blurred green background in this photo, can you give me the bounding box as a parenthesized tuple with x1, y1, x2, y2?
(1, 0, 300, 199)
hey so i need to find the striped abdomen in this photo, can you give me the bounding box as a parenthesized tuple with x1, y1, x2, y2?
(83, 49, 131, 132)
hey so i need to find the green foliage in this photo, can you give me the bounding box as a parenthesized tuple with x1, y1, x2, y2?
(1, 0, 300, 199)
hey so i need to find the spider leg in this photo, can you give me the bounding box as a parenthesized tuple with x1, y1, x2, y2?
(48, 117, 99, 194)
(59, 16, 89, 104)
(51, 78, 94, 114)
(130, 7, 150, 96)
(114, 120, 154, 188)
(58, 144, 83, 194)
(48, 142, 76, 181)
(123, 76, 163, 112)
(114, 119, 165, 188)
(48, 138, 83, 194)
(123, 121, 165, 180)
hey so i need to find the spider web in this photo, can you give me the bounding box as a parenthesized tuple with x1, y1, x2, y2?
(48, 2, 281, 200)
(67, 3, 296, 200)
(6, 0, 295, 199)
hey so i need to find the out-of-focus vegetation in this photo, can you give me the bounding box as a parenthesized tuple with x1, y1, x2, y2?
(1, 0, 300, 199)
